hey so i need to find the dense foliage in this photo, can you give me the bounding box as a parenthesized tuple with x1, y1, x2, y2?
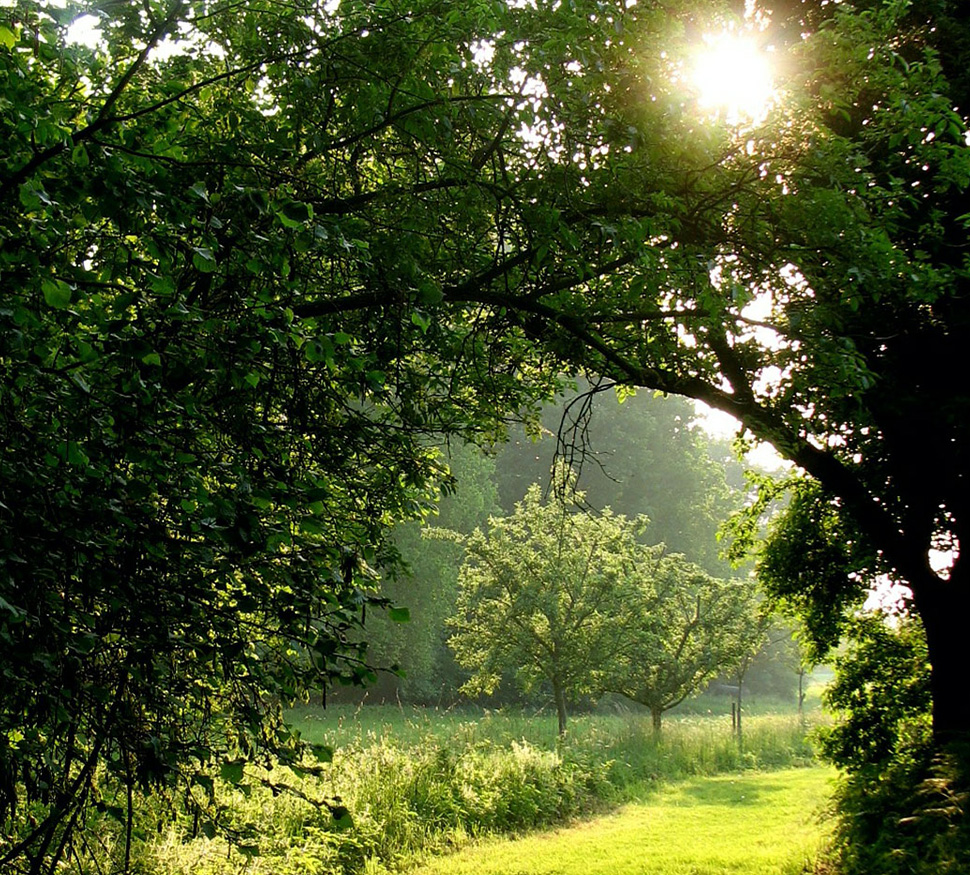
(818, 616, 970, 875)
(359, 389, 748, 708)
(1, 1, 562, 869)
(121, 707, 823, 875)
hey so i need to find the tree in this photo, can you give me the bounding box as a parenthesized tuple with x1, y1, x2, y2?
(444, 471, 644, 735)
(722, 609, 771, 736)
(505, 0, 970, 744)
(2, 2, 560, 869)
(606, 555, 760, 731)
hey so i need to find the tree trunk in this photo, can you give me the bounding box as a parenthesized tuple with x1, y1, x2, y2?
(913, 574, 970, 743)
(651, 706, 663, 733)
(735, 680, 743, 736)
(553, 680, 568, 737)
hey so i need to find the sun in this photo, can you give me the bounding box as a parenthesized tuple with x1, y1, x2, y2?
(691, 32, 775, 123)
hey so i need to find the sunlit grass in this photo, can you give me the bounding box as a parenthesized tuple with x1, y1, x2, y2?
(408, 767, 835, 875)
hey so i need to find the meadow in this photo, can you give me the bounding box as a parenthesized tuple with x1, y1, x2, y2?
(136, 697, 829, 875)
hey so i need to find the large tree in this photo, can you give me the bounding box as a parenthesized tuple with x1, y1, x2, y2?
(363, 0, 970, 744)
(1, 1, 561, 869)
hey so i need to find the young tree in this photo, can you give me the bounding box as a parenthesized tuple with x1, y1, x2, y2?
(444, 472, 645, 735)
(607, 555, 760, 731)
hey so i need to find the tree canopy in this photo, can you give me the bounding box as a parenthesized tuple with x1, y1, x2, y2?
(606, 554, 760, 731)
(443, 471, 642, 734)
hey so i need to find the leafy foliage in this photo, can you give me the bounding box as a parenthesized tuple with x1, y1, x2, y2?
(445, 466, 759, 734)
(820, 614, 932, 774)
(818, 614, 970, 874)
(5, 0, 970, 867)
(756, 480, 876, 659)
(443, 469, 643, 734)
(1, 0, 559, 869)
(606, 555, 761, 730)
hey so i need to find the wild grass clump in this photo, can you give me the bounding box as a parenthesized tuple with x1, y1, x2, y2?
(141, 730, 608, 875)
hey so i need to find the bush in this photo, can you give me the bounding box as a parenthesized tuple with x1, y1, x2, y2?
(139, 730, 608, 875)
(817, 614, 970, 874)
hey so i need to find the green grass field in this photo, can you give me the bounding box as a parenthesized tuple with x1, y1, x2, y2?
(407, 766, 835, 875)
(138, 704, 831, 875)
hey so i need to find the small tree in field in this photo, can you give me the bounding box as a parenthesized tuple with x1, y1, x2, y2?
(443, 471, 644, 735)
(607, 555, 760, 732)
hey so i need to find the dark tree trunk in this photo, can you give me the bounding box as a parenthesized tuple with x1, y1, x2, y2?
(914, 573, 970, 743)
(553, 680, 568, 737)
(651, 706, 662, 733)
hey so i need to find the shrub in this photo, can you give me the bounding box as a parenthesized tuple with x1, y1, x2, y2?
(818, 614, 970, 874)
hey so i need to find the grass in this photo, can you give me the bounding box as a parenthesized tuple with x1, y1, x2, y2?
(287, 702, 823, 792)
(406, 766, 836, 875)
(136, 704, 828, 875)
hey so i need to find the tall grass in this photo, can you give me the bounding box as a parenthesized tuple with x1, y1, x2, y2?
(139, 706, 822, 875)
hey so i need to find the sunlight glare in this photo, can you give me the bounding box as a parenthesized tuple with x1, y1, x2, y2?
(692, 32, 775, 123)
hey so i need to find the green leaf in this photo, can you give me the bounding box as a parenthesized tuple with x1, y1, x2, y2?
(71, 144, 90, 167)
(59, 441, 89, 466)
(192, 247, 217, 273)
(388, 606, 410, 623)
(417, 279, 443, 305)
(278, 200, 313, 228)
(411, 310, 431, 333)
(151, 274, 177, 296)
(188, 181, 210, 202)
(0, 26, 15, 50)
(42, 279, 72, 309)
(220, 760, 245, 784)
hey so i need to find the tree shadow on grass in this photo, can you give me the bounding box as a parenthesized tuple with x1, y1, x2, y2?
(676, 775, 792, 807)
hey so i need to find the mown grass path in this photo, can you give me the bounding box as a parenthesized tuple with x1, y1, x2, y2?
(408, 767, 835, 875)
